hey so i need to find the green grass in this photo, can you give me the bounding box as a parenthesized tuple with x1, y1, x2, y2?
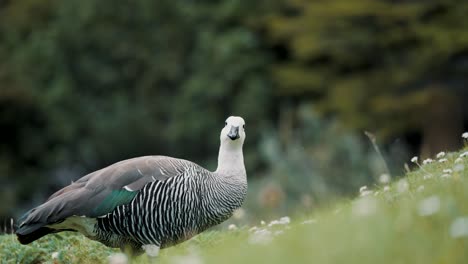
(2, 148, 468, 263)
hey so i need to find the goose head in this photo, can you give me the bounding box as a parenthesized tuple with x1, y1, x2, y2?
(220, 116, 246, 147)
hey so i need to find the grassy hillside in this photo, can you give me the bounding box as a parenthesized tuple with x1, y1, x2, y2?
(1, 148, 468, 264)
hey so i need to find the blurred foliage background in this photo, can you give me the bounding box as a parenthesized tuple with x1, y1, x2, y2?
(1, 0, 468, 228)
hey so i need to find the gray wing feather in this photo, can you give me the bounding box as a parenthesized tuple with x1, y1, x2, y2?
(19, 156, 194, 228)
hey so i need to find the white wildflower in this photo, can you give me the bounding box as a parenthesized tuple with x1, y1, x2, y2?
(417, 185, 425, 192)
(397, 179, 409, 193)
(260, 220, 266, 225)
(142, 245, 160, 257)
(455, 157, 463, 163)
(228, 224, 238, 231)
(454, 164, 465, 172)
(383, 186, 390, 192)
(423, 174, 432, 180)
(273, 230, 284, 236)
(441, 173, 451, 179)
(443, 169, 453, 174)
(438, 158, 448, 163)
(422, 158, 434, 165)
(249, 226, 258, 232)
(436, 152, 446, 159)
(379, 174, 390, 184)
(51, 252, 59, 260)
(359, 185, 372, 196)
(462, 132, 468, 139)
(267, 217, 290, 227)
(232, 208, 245, 219)
(301, 219, 317, 225)
(248, 229, 273, 245)
(279, 216, 290, 225)
(108, 253, 128, 264)
(450, 217, 468, 238)
(373, 191, 380, 196)
(460, 151, 468, 158)
(268, 220, 279, 227)
(352, 197, 377, 217)
(417, 195, 440, 216)
(411, 156, 418, 163)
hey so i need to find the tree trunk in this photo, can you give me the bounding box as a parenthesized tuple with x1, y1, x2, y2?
(420, 88, 463, 157)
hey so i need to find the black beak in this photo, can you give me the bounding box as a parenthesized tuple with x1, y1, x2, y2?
(228, 126, 240, 140)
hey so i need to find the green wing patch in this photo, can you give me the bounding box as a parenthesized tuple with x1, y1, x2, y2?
(93, 189, 138, 216)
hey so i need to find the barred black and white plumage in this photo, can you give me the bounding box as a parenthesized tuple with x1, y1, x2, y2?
(96, 159, 246, 251)
(16, 116, 247, 256)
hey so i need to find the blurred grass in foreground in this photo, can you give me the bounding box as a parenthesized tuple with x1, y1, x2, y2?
(1, 148, 468, 263)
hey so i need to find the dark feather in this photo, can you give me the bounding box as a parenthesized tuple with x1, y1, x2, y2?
(16, 226, 56, 245)
(93, 189, 138, 216)
(16, 156, 187, 243)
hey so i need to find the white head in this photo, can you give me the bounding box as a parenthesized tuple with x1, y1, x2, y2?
(220, 116, 246, 148)
(216, 116, 246, 175)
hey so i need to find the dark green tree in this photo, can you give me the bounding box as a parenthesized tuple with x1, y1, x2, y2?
(264, 0, 468, 155)
(0, 0, 272, 220)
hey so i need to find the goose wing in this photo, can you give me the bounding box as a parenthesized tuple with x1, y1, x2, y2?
(17, 156, 192, 234)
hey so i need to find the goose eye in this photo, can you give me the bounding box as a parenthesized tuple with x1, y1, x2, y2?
(225, 122, 227, 126)
(243, 125, 245, 129)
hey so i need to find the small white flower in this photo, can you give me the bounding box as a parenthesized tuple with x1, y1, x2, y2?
(142, 245, 160, 257)
(455, 157, 463, 163)
(462, 132, 468, 139)
(268, 220, 279, 227)
(411, 156, 418, 163)
(443, 169, 453, 174)
(397, 179, 409, 193)
(423, 158, 434, 165)
(454, 164, 465, 172)
(279, 216, 290, 225)
(267, 217, 290, 227)
(301, 219, 317, 225)
(232, 208, 245, 219)
(460, 152, 468, 158)
(441, 173, 451, 179)
(352, 197, 377, 217)
(436, 152, 446, 159)
(373, 191, 380, 196)
(260, 220, 266, 225)
(273, 230, 284, 236)
(228, 224, 238, 231)
(450, 217, 468, 238)
(249, 226, 258, 232)
(439, 158, 448, 163)
(248, 229, 273, 245)
(417, 185, 425, 192)
(418, 195, 440, 216)
(51, 252, 59, 260)
(423, 174, 432, 180)
(359, 186, 373, 196)
(379, 174, 390, 184)
(108, 253, 128, 264)
(383, 186, 390, 192)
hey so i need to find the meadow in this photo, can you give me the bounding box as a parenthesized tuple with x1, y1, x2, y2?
(1, 147, 468, 264)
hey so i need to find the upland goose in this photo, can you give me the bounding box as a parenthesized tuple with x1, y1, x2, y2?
(16, 116, 247, 256)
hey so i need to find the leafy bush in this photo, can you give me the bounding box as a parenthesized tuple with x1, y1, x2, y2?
(241, 104, 403, 220)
